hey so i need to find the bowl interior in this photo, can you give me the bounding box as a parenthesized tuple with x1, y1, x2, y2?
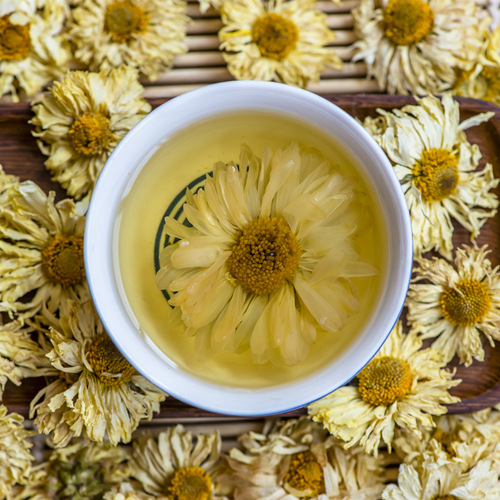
(85, 81, 413, 416)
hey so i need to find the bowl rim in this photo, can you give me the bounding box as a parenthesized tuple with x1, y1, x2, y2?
(84, 80, 413, 416)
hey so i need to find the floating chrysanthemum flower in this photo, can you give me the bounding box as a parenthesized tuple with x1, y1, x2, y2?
(0, 0, 70, 101)
(406, 245, 500, 366)
(382, 457, 500, 500)
(224, 417, 389, 500)
(15, 438, 131, 500)
(308, 321, 460, 456)
(454, 26, 500, 106)
(128, 424, 228, 499)
(218, 0, 342, 87)
(68, 0, 188, 80)
(30, 67, 151, 201)
(155, 142, 378, 365)
(352, 0, 489, 94)
(0, 405, 35, 499)
(363, 93, 499, 259)
(0, 319, 51, 399)
(29, 300, 167, 446)
(0, 179, 89, 319)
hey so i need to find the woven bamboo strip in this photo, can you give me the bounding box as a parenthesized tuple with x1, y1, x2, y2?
(184, 0, 362, 17)
(142, 77, 379, 98)
(151, 62, 367, 85)
(186, 30, 357, 51)
(186, 12, 353, 33)
(173, 46, 357, 70)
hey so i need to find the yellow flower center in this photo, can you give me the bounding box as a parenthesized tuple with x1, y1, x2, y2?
(252, 13, 299, 60)
(441, 280, 490, 326)
(383, 0, 434, 46)
(0, 15, 31, 61)
(104, 1, 148, 43)
(167, 467, 212, 500)
(228, 216, 301, 295)
(358, 356, 413, 406)
(86, 334, 135, 386)
(41, 234, 85, 287)
(435, 496, 459, 500)
(69, 112, 112, 157)
(412, 148, 459, 202)
(283, 451, 325, 498)
(482, 65, 500, 102)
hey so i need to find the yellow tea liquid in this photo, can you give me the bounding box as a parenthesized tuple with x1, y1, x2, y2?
(116, 111, 388, 388)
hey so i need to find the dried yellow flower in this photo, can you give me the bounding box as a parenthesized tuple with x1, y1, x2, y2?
(0, 177, 89, 319)
(68, 0, 188, 80)
(363, 93, 499, 259)
(352, 0, 489, 94)
(219, 0, 342, 87)
(0, 0, 70, 101)
(30, 66, 151, 201)
(407, 245, 500, 366)
(30, 300, 167, 446)
(308, 322, 460, 456)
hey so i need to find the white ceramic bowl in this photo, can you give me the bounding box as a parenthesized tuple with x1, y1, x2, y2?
(85, 81, 412, 416)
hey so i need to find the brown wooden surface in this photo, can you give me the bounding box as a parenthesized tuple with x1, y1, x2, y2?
(2, 94, 500, 418)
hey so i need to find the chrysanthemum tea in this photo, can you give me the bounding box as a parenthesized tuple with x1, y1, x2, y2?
(116, 111, 388, 388)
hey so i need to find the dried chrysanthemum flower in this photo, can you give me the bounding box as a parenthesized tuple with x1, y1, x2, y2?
(0, 178, 89, 319)
(394, 408, 500, 472)
(128, 424, 228, 499)
(0, 164, 19, 202)
(0, 405, 35, 499)
(352, 0, 489, 94)
(308, 321, 460, 456)
(0, 0, 70, 101)
(218, 0, 342, 87)
(0, 318, 51, 399)
(68, 0, 188, 80)
(363, 93, 499, 259)
(29, 300, 167, 447)
(454, 26, 500, 106)
(30, 67, 151, 201)
(198, 0, 222, 13)
(224, 417, 389, 499)
(15, 438, 131, 500)
(156, 142, 378, 366)
(406, 245, 500, 366)
(382, 457, 500, 500)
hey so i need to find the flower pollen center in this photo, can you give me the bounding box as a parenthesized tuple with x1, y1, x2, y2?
(252, 13, 299, 60)
(86, 334, 135, 386)
(441, 280, 490, 326)
(41, 234, 85, 287)
(435, 496, 459, 500)
(412, 148, 459, 202)
(228, 216, 301, 295)
(383, 0, 434, 45)
(0, 15, 31, 61)
(167, 467, 212, 500)
(358, 356, 412, 406)
(104, 1, 148, 42)
(283, 451, 325, 498)
(482, 66, 500, 102)
(69, 112, 112, 157)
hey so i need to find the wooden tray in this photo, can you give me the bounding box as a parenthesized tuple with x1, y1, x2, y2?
(2, 94, 500, 419)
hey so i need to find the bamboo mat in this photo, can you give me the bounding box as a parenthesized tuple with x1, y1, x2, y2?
(141, 0, 498, 99)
